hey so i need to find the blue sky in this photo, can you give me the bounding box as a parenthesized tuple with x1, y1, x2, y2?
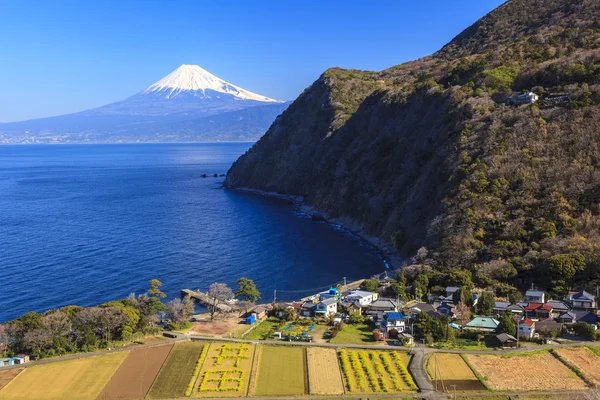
(0, 0, 505, 122)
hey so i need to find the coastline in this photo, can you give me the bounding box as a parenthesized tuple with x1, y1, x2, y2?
(229, 187, 401, 271)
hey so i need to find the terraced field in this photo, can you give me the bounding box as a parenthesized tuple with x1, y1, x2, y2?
(306, 347, 344, 395)
(554, 347, 600, 387)
(338, 349, 417, 394)
(465, 351, 588, 391)
(0, 369, 23, 392)
(426, 353, 486, 392)
(147, 341, 205, 399)
(0, 352, 128, 400)
(193, 342, 256, 397)
(253, 346, 306, 396)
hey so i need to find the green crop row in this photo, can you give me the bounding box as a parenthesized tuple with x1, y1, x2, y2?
(339, 350, 355, 392)
(358, 351, 380, 391)
(185, 344, 210, 397)
(349, 351, 367, 391)
(369, 352, 389, 392)
(379, 352, 403, 391)
(391, 352, 417, 390)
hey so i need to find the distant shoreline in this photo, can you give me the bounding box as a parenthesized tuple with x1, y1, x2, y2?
(227, 187, 400, 272)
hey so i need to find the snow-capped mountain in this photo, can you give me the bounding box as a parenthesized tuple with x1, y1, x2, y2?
(144, 64, 279, 102)
(0, 65, 289, 144)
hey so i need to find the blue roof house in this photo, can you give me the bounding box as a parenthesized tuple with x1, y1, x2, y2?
(381, 311, 406, 335)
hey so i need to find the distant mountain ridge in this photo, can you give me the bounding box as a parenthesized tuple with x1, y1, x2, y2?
(0, 64, 288, 143)
(226, 0, 600, 296)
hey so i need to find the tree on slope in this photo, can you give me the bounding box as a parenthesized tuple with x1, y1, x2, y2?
(478, 291, 496, 316)
(496, 310, 516, 336)
(234, 277, 261, 314)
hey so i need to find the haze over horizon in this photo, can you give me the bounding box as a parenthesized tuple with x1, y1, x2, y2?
(0, 0, 504, 123)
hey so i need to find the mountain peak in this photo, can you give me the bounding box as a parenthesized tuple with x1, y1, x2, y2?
(143, 64, 281, 102)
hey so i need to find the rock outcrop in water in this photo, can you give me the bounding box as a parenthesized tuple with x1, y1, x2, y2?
(226, 0, 600, 294)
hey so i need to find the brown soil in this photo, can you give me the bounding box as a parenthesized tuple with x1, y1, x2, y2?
(98, 344, 173, 399)
(440, 379, 487, 391)
(189, 313, 246, 337)
(0, 369, 23, 391)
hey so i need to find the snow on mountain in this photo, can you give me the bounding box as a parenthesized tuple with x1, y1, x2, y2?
(143, 64, 281, 102)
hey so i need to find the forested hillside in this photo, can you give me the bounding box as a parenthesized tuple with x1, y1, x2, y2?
(225, 0, 600, 298)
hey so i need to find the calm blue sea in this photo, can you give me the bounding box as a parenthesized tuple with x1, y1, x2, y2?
(0, 143, 384, 322)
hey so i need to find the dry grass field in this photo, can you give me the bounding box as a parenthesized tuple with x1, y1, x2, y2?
(338, 349, 417, 394)
(253, 346, 306, 396)
(554, 347, 600, 386)
(193, 342, 255, 397)
(98, 344, 173, 400)
(306, 347, 344, 395)
(0, 352, 128, 400)
(0, 369, 23, 392)
(465, 351, 588, 391)
(425, 353, 486, 391)
(147, 341, 205, 399)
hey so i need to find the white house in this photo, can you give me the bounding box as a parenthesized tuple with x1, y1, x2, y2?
(346, 290, 378, 306)
(525, 289, 545, 303)
(380, 311, 406, 335)
(516, 92, 539, 104)
(315, 298, 338, 317)
(518, 318, 535, 339)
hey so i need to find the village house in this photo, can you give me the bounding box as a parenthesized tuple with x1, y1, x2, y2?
(315, 298, 338, 317)
(366, 298, 401, 317)
(436, 301, 456, 318)
(250, 305, 267, 319)
(446, 286, 459, 298)
(517, 92, 539, 104)
(0, 358, 14, 367)
(518, 318, 535, 339)
(535, 318, 563, 336)
(496, 333, 518, 348)
(318, 287, 340, 301)
(525, 289, 545, 303)
(567, 290, 596, 310)
(300, 301, 317, 317)
(525, 303, 553, 320)
(546, 300, 571, 314)
(379, 311, 406, 336)
(464, 316, 500, 332)
(345, 290, 378, 306)
(558, 311, 577, 324)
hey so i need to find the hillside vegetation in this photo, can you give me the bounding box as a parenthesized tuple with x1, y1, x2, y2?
(225, 0, 600, 298)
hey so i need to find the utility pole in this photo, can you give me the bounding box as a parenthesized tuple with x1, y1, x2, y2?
(273, 289, 276, 305)
(343, 277, 347, 293)
(450, 384, 457, 399)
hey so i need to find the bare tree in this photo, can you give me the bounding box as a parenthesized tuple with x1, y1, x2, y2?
(0, 324, 8, 356)
(165, 298, 194, 326)
(455, 301, 471, 327)
(207, 282, 233, 321)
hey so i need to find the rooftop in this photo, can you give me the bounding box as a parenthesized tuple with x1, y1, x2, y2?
(465, 316, 500, 329)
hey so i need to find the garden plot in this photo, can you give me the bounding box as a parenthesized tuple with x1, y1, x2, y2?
(98, 344, 173, 399)
(253, 346, 307, 396)
(193, 342, 255, 397)
(465, 351, 588, 391)
(338, 349, 417, 394)
(306, 347, 344, 395)
(554, 347, 600, 386)
(425, 353, 486, 391)
(147, 341, 206, 399)
(0, 352, 128, 400)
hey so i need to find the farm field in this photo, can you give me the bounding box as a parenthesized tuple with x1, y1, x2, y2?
(0, 369, 23, 391)
(426, 353, 486, 391)
(98, 344, 173, 400)
(554, 347, 600, 386)
(338, 349, 417, 394)
(147, 342, 205, 399)
(253, 345, 306, 396)
(465, 351, 588, 391)
(0, 352, 128, 400)
(329, 323, 382, 345)
(193, 342, 255, 397)
(242, 317, 281, 340)
(306, 347, 344, 395)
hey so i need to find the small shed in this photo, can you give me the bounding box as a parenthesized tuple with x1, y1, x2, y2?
(0, 358, 14, 366)
(496, 333, 518, 348)
(246, 314, 257, 325)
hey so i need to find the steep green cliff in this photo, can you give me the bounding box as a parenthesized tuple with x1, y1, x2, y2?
(225, 0, 600, 296)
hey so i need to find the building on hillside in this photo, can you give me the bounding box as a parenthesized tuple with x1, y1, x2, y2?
(567, 290, 596, 310)
(535, 318, 563, 336)
(12, 355, 29, 364)
(496, 333, 518, 348)
(494, 301, 510, 316)
(517, 92, 539, 104)
(525, 289, 545, 303)
(446, 287, 459, 298)
(464, 317, 500, 332)
(315, 298, 338, 317)
(345, 290, 378, 306)
(366, 298, 401, 317)
(546, 300, 571, 314)
(558, 311, 577, 324)
(525, 303, 553, 319)
(436, 301, 456, 318)
(573, 311, 598, 325)
(300, 301, 317, 317)
(251, 306, 267, 319)
(518, 318, 535, 339)
(380, 311, 406, 336)
(406, 302, 437, 318)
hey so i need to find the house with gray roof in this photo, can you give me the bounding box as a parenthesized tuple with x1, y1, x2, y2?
(525, 289, 545, 303)
(315, 298, 338, 317)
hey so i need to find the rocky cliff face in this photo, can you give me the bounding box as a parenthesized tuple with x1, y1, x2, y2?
(226, 0, 600, 295)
